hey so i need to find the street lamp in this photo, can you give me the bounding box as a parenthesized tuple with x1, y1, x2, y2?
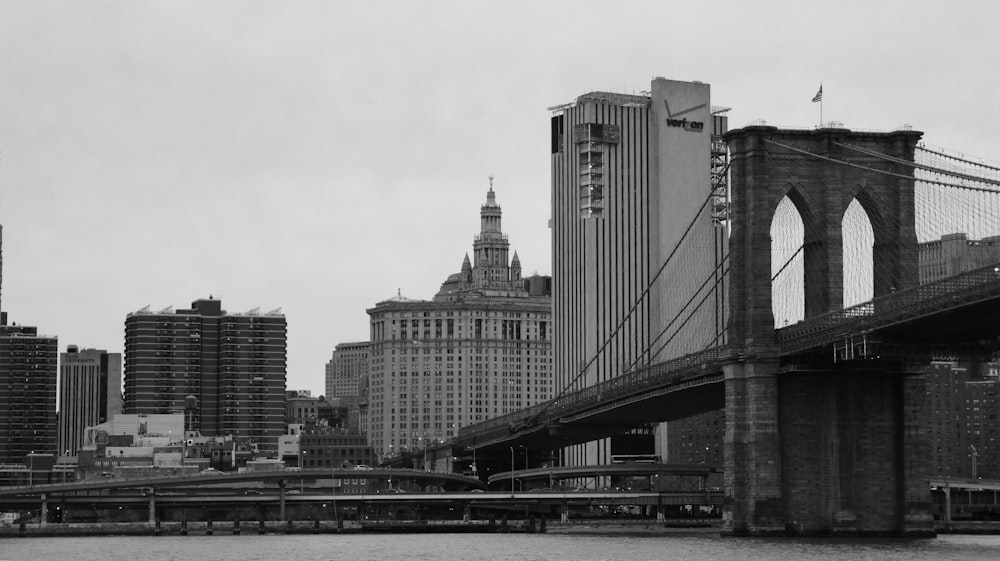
(971, 445, 979, 479)
(509, 447, 515, 495)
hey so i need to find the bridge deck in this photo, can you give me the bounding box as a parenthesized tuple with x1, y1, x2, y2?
(456, 262, 1000, 450)
(777, 261, 1000, 354)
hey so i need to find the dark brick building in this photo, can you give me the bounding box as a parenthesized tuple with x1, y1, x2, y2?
(123, 297, 287, 456)
(299, 431, 376, 469)
(0, 324, 58, 464)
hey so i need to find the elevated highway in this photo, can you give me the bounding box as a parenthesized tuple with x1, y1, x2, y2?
(0, 467, 485, 499)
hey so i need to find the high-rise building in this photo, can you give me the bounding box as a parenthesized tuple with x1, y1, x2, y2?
(1, 224, 6, 326)
(326, 342, 369, 399)
(549, 78, 728, 465)
(57, 346, 123, 457)
(123, 297, 287, 455)
(0, 224, 59, 464)
(366, 185, 553, 458)
(0, 324, 58, 464)
(925, 360, 1000, 479)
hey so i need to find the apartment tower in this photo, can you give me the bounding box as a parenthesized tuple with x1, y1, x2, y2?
(123, 297, 287, 455)
(0, 225, 59, 464)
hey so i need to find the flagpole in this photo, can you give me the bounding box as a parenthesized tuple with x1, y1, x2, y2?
(812, 83, 824, 127)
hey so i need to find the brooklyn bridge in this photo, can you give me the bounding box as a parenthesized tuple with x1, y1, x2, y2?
(452, 124, 1000, 536)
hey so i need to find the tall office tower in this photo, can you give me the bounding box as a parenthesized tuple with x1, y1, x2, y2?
(366, 185, 553, 458)
(326, 341, 369, 399)
(57, 346, 123, 457)
(0, 324, 58, 464)
(549, 78, 728, 465)
(1, 224, 6, 326)
(123, 297, 287, 455)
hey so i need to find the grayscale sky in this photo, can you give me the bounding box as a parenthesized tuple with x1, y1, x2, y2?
(1, 0, 997, 396)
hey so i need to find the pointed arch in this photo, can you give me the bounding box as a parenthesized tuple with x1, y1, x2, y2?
(842, 197, 875, 307)
(771, 195, 806, 326)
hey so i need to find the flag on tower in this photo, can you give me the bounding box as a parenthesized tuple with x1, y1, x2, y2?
(811, 84, 823, 103)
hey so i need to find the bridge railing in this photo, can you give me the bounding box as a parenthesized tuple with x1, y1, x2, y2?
(457, 346, 731, 443)
(777, 261, 1000, 354)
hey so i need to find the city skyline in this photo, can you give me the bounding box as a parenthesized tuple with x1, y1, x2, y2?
(1, 1, 999, 396)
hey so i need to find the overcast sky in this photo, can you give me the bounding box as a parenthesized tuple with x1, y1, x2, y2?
(1, 0, 998, 396)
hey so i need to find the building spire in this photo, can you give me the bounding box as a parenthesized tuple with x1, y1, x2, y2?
(485, 175, 498, 207)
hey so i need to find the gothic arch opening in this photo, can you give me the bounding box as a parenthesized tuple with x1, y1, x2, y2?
(842, 198, 875, 308)
(771, 195, 805, 327)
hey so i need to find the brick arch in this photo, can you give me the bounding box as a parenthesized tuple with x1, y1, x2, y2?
(725, 126, 921, 347)
(848, 182, 909, 297)
(840, 192, 877, 307)
(782, 181, 842, 319)
(769, 183, 830, 326)
(769, 190, 806, 327)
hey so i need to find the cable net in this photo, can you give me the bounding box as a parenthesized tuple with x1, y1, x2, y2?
(771, 142, 1000, 327)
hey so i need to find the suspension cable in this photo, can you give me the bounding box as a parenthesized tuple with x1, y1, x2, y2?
(533, 189, 717, 422)
(764, 139, 1000, 194)
(647, 261, 731, 363)
(625, 253, 730, 373)
(837, 142, 1000, 188)
(917, 145, 1000, 174)
(772, 244, 803, 281)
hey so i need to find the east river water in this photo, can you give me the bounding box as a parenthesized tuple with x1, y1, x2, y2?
(2, 533, 1000, 561)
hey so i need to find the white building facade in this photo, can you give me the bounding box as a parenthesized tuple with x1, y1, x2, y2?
(366, 186, 553, 458)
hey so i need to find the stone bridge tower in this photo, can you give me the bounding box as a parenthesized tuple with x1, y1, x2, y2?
(722, 125, 934, 535)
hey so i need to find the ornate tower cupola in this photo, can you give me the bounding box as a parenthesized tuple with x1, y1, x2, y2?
(480, 180, 503, 235)
(473, 176, 511, 287)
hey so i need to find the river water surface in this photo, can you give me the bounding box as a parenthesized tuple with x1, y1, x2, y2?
(3, 533, 1000, 561)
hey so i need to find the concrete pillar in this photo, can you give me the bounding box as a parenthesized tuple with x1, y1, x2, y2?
(278, 479, 286, 522)
(899, 373, 935, 535)
(148, 488, 156, 524)
(943, 484, 952, 529)
(722, 361, 784, 535)
(560, 500, 569, 523)
(40, 493, 48, 527)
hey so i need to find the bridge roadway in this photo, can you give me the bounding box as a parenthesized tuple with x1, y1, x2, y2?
(0, 468, 485, 499)
(488, 463, 714, 492)
(455, 262, 1000, 453)
(0, 463, 723, 521)
(0, 490, 723, 512)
